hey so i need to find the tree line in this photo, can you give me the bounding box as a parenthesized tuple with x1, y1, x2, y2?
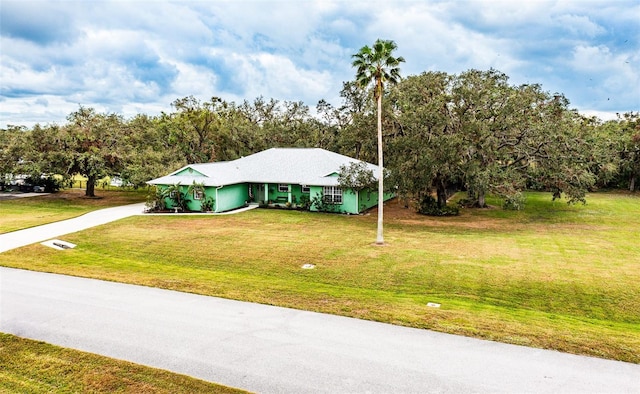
(387, 70, 639, 212)
(1, 69, 638, 212)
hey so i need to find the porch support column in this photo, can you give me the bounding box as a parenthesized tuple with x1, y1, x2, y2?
(288, 184, 292, 204)
(264, 183, 269, 203)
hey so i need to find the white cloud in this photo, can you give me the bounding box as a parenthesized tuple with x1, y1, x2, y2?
(1, 0, 638, 128)
(570, 45, 634, 73)
(472, 1, 551, 24)
(221, 51, 332, 102)
(579, 110, 620, 121)
(195, 1, 325, 50)
(555, 14, 605, 37)
(563, 44, 639, 111)
(569, 44, 639, 92)
(168, 61, 219, 99)
(0, 95, 86, 127)
(363, 2, 523, 76)
(1, 57, 69, 94)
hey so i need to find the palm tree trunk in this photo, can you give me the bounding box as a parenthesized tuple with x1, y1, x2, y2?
(376, 94, 384, 245)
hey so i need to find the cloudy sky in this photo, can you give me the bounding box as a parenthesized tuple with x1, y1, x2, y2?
(1, 0, 638, 128)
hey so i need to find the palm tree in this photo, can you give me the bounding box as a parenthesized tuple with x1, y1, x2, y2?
(163, 183, 189, 211)
(352, 39, 405, 245)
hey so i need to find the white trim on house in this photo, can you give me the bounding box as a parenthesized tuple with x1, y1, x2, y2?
(323, 186, 343, 204)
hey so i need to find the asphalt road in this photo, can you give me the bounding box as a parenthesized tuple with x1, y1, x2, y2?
(2, 266, 638, 393)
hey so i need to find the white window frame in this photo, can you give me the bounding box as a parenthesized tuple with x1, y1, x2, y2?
(193, 190, 204, 200)
(278, 184, 290, 192)
(301, 185, 310, 193)
(323, 186, 343, 204)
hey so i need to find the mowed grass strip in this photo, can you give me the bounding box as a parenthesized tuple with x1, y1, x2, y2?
(0, 333, 246, 393)
(0, 189, 146, 233)
(1, 192, 638, 362)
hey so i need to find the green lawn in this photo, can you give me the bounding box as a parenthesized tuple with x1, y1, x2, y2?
(0, 189, 146, 233)
(1, 191, 638, 363)
(0, 333, 245, 393)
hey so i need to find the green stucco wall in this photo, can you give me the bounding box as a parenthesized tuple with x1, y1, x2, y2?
(308, 186, 360, 214)
(174, 167, 206, 177)
(308, 186, 324, 212)
(190, 187, 215, 211)
(358, 188, 396, 212)
(159, 183, 248, 212)
(308, 186, 395, 214)
(159, 182, 393, 214)
(215, 183, 249, 212)
(358, 189, 376, 211)
(160, 185, 214, 212)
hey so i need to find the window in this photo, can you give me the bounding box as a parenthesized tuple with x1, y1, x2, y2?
(194, 190, 204, 200)
(301, 185, 310, 193)
(278, 184, 290, 192)
(323, 186, 343, 204)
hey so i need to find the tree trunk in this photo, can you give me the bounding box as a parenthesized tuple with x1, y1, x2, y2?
(436, 179, 447, 208)
(376, 94, 384, 245)
(630, 175, 636, 192)
(85, 175, 96, 197)
(477, 189, 486, 208)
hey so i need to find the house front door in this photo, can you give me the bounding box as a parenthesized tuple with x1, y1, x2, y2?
(254, 184, 266, 204)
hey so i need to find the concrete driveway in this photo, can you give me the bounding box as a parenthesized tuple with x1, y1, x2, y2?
(0, 203, 145, 253)
(1, 266, 638, 393)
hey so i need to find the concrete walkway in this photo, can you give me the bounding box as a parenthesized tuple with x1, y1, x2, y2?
(1, 266, 638, 393)
(0, 203, 146, 253)
(144, 203, 259, 216)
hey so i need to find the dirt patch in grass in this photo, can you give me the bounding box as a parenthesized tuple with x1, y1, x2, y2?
(36, 188, 145, 206)
(370, 199, 520, 232)
(380, 196, 622, 233)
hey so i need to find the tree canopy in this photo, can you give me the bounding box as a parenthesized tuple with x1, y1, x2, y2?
(1, 65, 636, 209)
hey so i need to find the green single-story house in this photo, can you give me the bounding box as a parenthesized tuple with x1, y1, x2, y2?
(147, 147, 394, 214)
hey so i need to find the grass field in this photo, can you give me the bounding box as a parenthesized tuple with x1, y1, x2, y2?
(0, 189, 146, 233)
(1, 191, 638, 363)
(0, 333, 245, 393)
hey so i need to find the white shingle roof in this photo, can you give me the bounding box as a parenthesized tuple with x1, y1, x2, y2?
(148, 148, 380, 187)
